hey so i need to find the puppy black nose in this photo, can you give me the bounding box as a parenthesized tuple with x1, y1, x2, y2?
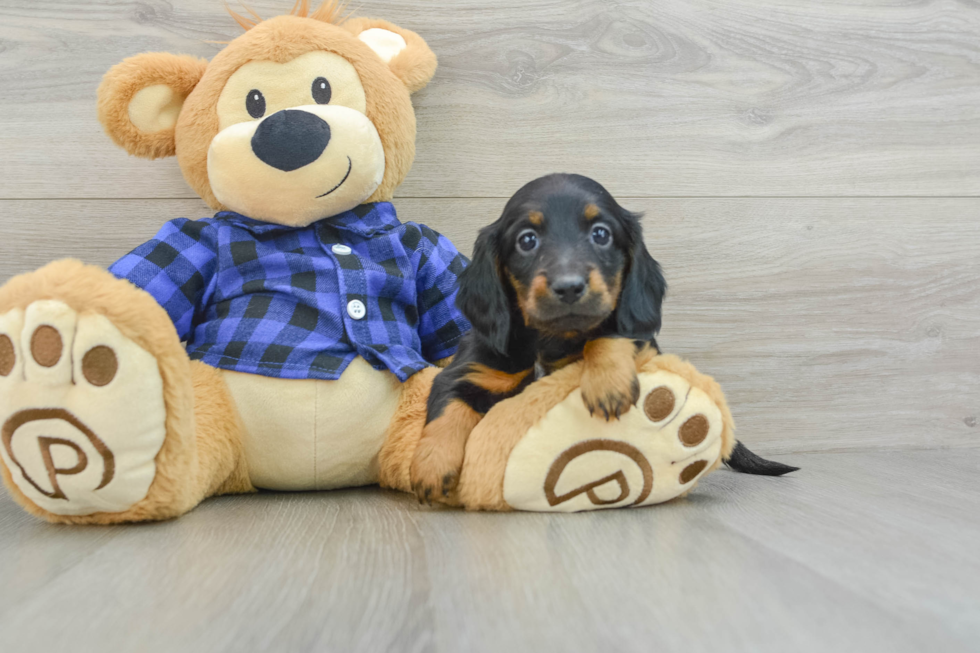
(250, 109, 330, 172)
(551, 275, 587, 304)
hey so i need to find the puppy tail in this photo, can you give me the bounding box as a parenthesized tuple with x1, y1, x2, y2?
(724, 441, 799, 476)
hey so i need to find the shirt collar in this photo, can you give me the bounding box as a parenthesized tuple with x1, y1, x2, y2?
(327, 202, 401, 237)
(215, 202, 400, 238)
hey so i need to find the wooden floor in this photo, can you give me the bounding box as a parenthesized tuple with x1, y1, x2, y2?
(0, 0, 979, 651)
(0, 450, 977, 653)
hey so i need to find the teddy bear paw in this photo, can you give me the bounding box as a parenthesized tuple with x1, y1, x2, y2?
(501, 369, 725, 512)
(0, 300, 167, 516)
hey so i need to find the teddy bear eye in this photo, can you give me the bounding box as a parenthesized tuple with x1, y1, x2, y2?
(312, 77, 332, 104)
(246, 89, 266, 119)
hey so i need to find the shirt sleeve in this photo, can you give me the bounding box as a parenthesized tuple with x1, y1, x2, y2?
(413, 224, 471, 363)
(108, 218, 219, 342)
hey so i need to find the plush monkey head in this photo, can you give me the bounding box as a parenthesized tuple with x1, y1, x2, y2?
(97, 1, 436, 227)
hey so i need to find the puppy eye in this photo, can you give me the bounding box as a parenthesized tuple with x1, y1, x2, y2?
(312, 77, 332, 104)
(517, 229, 539, 253)
(591, 224, 612, 248)
(246, 89, 266, 119)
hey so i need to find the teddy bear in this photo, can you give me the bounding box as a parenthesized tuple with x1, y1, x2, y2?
(0, 2, 746, 523)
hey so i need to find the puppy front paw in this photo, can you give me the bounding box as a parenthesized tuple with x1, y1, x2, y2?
(580, 338, 641, 420)
(581, 370, 640, 420)
(410, 437, 463, 505)
(409, 400, 481, 505)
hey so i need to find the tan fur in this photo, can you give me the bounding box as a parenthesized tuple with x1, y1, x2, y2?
(512, 271, 618, 336)
(637, 353, 736, 472)
(528, 210, 544, 226)
(507, 273, 530, 325)
(344, 17, 438, 94)
(586, 269, 605, 295)
(189, 361, 254, 497)
(98, 7, 436, 211)
(14, 6, 439, 522)
(226, 0, 348, 31)
(456, 363, 582, 511)
(580, 337, 638, 418)
(529, 274, 548, 302)
(377, 366, 437, 492)
(462, 363, 531, 395)
(584, 203, 600, 220)
(512, 273, 548, 325)
(544, 352, 584, 372)
(0, 261, 253, 523)
(453, 353, 735, 511)
(173, 15, 425, 209)
(410, 399, 482, 504)
(98, 53, 208, 159)
(587, 268, 620, 312)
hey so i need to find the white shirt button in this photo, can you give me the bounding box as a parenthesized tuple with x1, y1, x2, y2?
(347, 299, 366, 320)
(332, 244, 352, 255)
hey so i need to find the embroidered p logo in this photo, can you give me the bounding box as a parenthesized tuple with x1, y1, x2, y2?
(2, 408, 115, 501)
(543, 439, 654, 508)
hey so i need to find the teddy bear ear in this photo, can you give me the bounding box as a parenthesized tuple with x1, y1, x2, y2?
(345, 18, 438, 93)
(97, 52, 208, 159)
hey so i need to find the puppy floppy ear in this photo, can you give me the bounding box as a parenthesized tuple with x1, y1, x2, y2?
(344, 18, 438, 93)
(456, 225, 512, 354)
(615, 212, 667, 341)
(97, 52, 207, 159)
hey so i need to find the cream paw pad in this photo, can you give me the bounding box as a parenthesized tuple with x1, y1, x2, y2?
(503, 369, 725, 512)
(0, 300, 167, 515)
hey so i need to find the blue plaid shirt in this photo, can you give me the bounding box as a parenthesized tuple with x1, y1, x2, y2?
(109, 203, 470, 381)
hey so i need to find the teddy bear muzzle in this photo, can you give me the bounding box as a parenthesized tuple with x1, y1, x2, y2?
(207, 104, 386, 227)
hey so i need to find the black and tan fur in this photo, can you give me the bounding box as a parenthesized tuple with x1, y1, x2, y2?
(410, 173, 797, 504)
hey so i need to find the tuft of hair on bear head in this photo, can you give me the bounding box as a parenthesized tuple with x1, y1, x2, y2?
(225, 0, 351, 31)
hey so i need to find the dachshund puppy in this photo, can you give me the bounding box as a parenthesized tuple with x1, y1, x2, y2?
(410, 173, 797, 504)
(410, 173, 664, 503)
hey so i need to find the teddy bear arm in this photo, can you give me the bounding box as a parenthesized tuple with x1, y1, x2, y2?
(410, 225, 471, 365)
(108, 217, 220, 343)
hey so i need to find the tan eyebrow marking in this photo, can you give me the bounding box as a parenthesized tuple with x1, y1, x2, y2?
(584, 204, 600, 220)
(528, 211, 544, 226)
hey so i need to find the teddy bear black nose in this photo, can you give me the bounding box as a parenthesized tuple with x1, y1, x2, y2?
(250, 109, 331, 172)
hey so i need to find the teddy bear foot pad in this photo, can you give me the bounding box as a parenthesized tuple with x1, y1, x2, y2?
(0, 300, 167, 515)
(502, 369, 724, 512)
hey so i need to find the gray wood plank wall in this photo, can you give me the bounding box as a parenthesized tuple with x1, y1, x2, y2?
(0, 0, 977, 454)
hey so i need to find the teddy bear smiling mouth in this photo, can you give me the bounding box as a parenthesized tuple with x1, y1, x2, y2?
(315, 156, 353, 198)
